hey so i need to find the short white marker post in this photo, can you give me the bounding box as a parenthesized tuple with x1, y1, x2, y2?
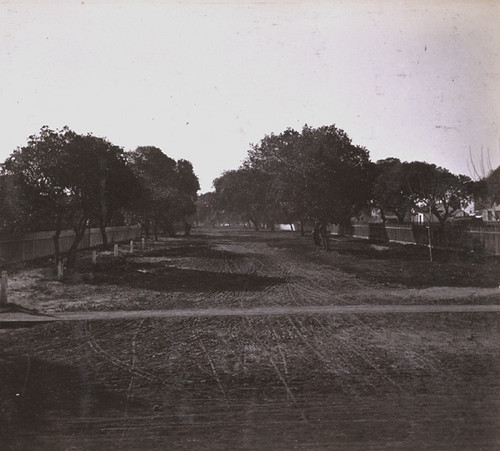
(114, 244, 119, 257)
(130, 240, 134, 254)
(1, 271, 7, 304)
(142, 238, 145, 250)
(92, 250, 97, 266)
(57, 261, 64, 281)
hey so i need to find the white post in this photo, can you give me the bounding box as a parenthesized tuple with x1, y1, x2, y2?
(114, 244, 119, 257)
(1, 271, 7, 304)
(92, 250, 97, 265)
(427, 224, 433, 263)
(141, 238, 145, 250)
(130, 240, 134, 253)
(57, 260, 64, 281)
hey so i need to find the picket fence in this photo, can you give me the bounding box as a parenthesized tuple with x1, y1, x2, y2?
(0, 225, 141, 264)
(329, 222, 500, 256)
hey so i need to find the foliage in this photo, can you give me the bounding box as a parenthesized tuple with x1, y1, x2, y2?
(196, 192, 219, 226)
(2, 127, 138, 274)
(473, 165, 500, 221)
(213, 167, 270, 230)
(127, 146, 199, 237)
(239, 124, 372, 245)
(372, 158, 413, 223)
(296, 125, 372, 228)
(0, 174, 30, 233)
(405, 161, 472, 226)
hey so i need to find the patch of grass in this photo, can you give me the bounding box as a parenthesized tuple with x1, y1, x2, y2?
(325, 238, 500, 288)
(264, 233, 499, 288)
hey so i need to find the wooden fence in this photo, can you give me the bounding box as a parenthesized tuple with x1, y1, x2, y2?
(0, 225, 141, 264)
(329, 223, 500, 256)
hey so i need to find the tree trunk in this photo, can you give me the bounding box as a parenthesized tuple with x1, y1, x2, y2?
(52, 214, 63, 269)
(250, 218, 260, 231)
(143, 219, 150, 239)
(164, 219, 176, 237)
(53, 229, 62, 267)
(300, 221, 305, 237)
(395, 211, 406, 224)
(154, 219, 158, 241)
(65, 217, 88, 278)
(312, 222, 321, 246)
(184, 221, 192, 236)
(380, 208, 387, 223)
(338, 217, 352, 237)
(319, 222, 330, 251)
(98, 218, 109, 250)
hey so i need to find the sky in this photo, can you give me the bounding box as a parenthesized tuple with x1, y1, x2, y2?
(1, 0, 499, 192)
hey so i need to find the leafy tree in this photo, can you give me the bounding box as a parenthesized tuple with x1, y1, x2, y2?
(2, 126, 138, 276)
(233, 125, 372, 248)
(69, 134, 138, 249)
(196, 192, 219, 226)
(127, 147, 199, 237)
(2, 126, 81, 272)
(213, 167, 269, 230)
(405, 161, 473, 227)
(292, 125, 372, 248)
(246, 129, 304, 231)
(172, 159, 200, 235)
(127, 146, 177, 238)
(473, 165, 500, 221)
(372, 158, 413, 223)
(0, 174, 31, 233)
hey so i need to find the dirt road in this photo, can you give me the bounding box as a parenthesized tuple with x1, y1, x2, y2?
(1, 228, 499, 450)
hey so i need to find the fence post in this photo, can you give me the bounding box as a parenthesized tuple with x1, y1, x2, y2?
(92, 250, 97, 266)
(1, 271, 7, 304)
(130, 241, 134, 254)
(114, 244, 119, 257)
(142, 238, 145, 250)
(57, 260, 64, 281)
(427, 224, 433, 263)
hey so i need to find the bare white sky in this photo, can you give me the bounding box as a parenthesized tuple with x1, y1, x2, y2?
(1, 0, 499, 192)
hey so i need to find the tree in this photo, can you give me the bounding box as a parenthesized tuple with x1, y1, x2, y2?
(405, 161, 473, 228)
(196, 192, 219, 227)
(213, 167, 269, 230)
(372, 158, 413, 223)
(473, 165, 500, 221)
(294, 125, 372, 248)
(234, 124, 372, 248)
(3, 126, 80, 273)
(127, 146, 177, 238)
(127, 147, 199, 238)
(70, 134, 138, 249)
(0, 174, 31, 233)
(2, 126, 138, 276)
(246, 128, 304, 231)
(172, 159, 200, 235)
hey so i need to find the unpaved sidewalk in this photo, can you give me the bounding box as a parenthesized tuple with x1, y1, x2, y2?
(2, 303, 500, 324)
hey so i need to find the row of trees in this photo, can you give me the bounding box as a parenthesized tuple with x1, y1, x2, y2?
(206, 125, 499, 249)
(0, 126, 199, 275)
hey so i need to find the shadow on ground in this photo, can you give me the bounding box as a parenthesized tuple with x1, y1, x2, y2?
(88, 262, 284, 292)
(0, 355, 130, 448)
(146, 244, 245, 260)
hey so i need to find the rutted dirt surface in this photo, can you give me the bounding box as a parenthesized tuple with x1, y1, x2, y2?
(1, 228, 499, 449)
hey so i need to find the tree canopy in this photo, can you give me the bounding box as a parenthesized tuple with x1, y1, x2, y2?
(1, 127, 200, 276)
(127, 146, 200, 238)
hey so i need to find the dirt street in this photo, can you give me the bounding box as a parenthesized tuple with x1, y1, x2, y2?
(1, 228, 499, 450)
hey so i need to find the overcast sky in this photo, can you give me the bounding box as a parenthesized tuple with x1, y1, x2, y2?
(1, 0, 499, 192)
